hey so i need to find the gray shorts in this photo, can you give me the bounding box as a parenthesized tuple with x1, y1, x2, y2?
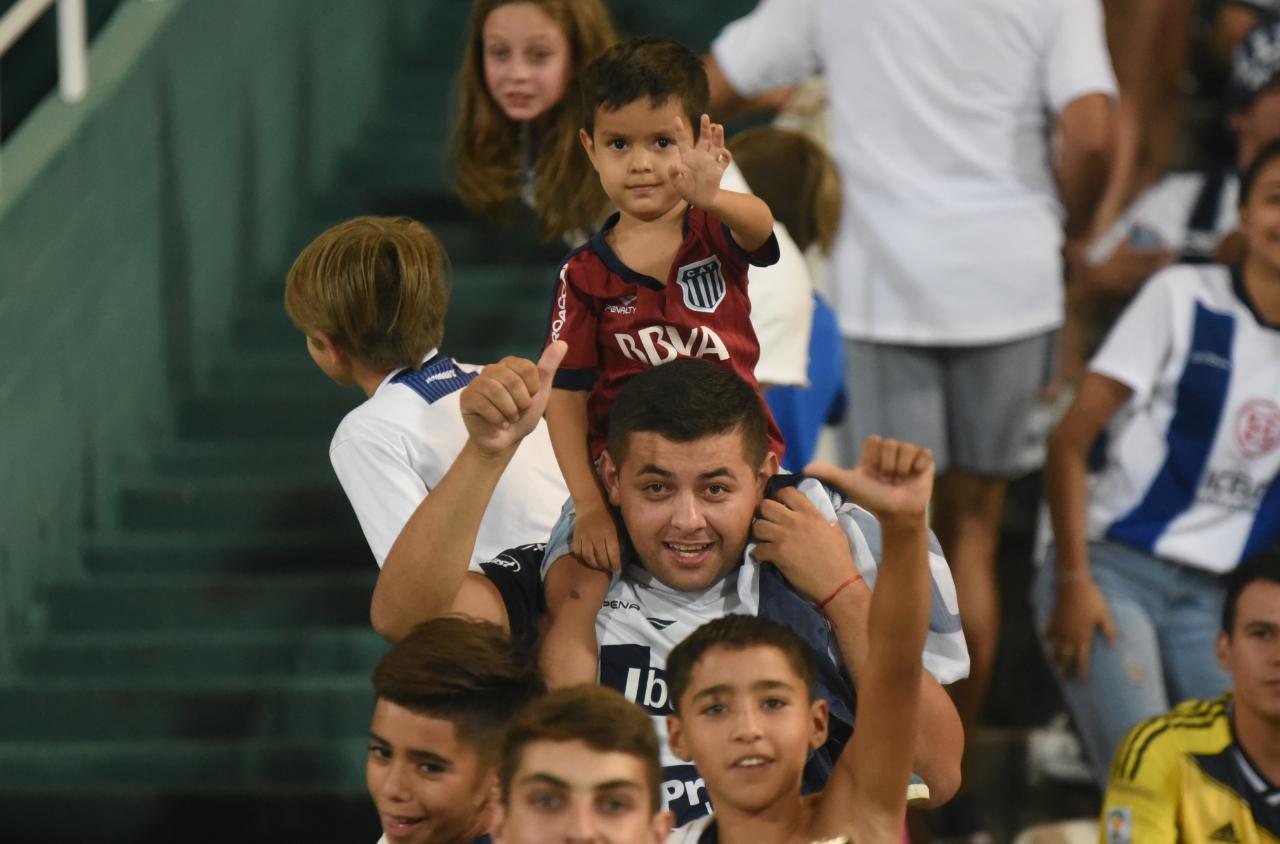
(840, 331, 1055, 477)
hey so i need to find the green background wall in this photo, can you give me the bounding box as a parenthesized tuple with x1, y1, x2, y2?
(0, 0, 412, 669)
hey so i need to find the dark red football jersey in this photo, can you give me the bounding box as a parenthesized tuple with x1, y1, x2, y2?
(546, 207, 786, 460)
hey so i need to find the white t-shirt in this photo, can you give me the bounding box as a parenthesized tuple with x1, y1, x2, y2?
(713, 0, 1117, 345)
(1086, 265, 1280, 572)
(722, 161, 814, 387)
(329, 352, 567, 567)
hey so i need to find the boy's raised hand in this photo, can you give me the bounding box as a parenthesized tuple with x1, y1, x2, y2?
(805, 436, 935, 528)
(669, 114, 730, 209)
(461, 341, 566, 457)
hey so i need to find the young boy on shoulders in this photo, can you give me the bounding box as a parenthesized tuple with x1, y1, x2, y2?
(664, 438, 937, 844)
(284, 216, 566, 640)
(540, 37, 785, 685)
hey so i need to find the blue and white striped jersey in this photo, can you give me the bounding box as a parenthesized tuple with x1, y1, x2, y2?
(1087, 264, 1280, 572)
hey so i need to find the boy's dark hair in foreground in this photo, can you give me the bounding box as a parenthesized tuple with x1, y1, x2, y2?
(666, 614, 817, 712)
(499, 684, 663, 812)
(372, 617, 545, 762)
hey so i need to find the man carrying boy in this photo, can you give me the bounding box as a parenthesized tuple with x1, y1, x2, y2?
(1099, 550, 1280, 843)
(283, 216, 566, 638)
(367, 616, 544, 844)
(377, 344, 967, 826)
(545, 37, 784, 574)
(492, 685, 674, 844)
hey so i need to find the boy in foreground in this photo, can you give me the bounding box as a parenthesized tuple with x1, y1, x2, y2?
(492, 685, 673, 844)
(664, 438, 937, 844)
(368, 616, 544, 844)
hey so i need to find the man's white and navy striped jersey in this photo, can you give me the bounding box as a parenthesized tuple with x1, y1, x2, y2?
(1086, 265, 1280, 572)
(329, 351, 566, 567)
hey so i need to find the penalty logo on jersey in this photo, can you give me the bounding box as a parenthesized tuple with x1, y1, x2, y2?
(676, 256, 726, 313)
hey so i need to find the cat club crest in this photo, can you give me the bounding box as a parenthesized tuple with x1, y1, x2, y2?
(675, 256, 726, 313)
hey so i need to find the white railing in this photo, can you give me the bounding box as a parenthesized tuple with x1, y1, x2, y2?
(0, 0, 88, 186)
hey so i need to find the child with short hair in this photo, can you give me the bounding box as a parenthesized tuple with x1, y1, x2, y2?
(538, 37, 785, 686)
(368, 616, 545, 844)
(493, 685, 674, 844)
(664, 440, 937, 844)
(284, 216, 566, 638)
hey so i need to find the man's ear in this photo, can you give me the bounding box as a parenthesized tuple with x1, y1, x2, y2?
(756, 450, 779, 492)
(579, 128, 598, 168)
(600, 449, 622, 506)
(666, 713, 692, 762)
(808, 698, 829, 752)
(1216, 630, 1232, 673)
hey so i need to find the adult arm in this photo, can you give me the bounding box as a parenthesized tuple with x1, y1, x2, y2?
(1057, 92, 1116, 241)
(1043, 372, 1130, 677)
(370, 343, 567, 640)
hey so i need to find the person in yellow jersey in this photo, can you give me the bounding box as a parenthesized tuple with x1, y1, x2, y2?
(1100, 548, 1280, 843)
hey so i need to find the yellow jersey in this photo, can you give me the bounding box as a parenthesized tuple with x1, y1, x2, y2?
(1100, 695, 1280, 844)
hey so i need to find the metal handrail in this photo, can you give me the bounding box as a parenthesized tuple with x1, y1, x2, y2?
(0, 0, 88, 186)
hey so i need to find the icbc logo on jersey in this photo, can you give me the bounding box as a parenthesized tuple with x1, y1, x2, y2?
(1235, 399, 1280, 458)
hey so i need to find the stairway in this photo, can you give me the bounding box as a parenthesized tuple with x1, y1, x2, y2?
(0, 8, 558, 841)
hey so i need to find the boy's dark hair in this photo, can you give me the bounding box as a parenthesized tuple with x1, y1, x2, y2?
(580, 37, 708, 139)
(1221, 546, 1280, 635)
(284, 216, 450, 372)
(1239, 137, 1280, 208)
(667, 615, 816, 713)
(372, 617, 544, 763)
(606, 359, 770, 467)
(500, 685, 662, 812)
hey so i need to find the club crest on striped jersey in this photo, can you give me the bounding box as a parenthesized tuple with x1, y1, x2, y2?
(675, 256, 726, 313)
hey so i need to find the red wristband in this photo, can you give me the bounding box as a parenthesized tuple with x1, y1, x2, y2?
(817, 573, 863, 611)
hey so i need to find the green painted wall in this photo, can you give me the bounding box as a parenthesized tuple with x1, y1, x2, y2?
(0, 0, 403, 668)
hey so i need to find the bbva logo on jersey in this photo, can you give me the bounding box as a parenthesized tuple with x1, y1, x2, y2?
(676, 256, 726, 313)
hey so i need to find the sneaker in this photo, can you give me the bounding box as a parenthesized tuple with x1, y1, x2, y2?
(1027, 713, 1093, 785)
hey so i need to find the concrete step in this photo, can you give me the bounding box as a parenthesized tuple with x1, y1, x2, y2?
(0, 677, 370, 740)
(0, 785, 377, 844)
(115, 472, 350, 532)
(83, 529, 370, 575)
(0, 739, 366, 787)
(43, 573, 374, 632)
(14, 629, 386, 679)
(176, 391, 356, 439)
(148, 439, 330, 478)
